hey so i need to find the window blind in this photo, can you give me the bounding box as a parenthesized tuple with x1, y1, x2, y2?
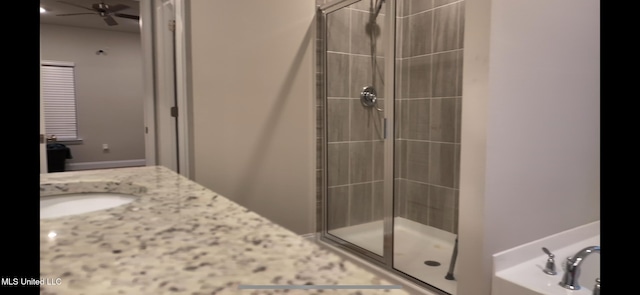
(41, 61, 79, 141)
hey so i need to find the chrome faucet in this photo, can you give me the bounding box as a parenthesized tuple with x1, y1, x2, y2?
(559, 245, 600, 291)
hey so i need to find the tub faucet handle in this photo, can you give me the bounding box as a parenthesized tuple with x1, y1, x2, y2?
(542, 247, 557, 275)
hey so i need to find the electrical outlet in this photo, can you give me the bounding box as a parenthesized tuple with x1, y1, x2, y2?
(102, 144, 109, 150)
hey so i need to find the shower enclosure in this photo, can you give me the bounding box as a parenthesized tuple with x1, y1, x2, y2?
(316, 0, 464, 294)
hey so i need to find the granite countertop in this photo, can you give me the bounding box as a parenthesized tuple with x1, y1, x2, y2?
(40, 166, 409, 295)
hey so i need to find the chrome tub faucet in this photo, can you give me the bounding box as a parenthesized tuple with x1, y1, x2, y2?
(559, 245, 600, 291)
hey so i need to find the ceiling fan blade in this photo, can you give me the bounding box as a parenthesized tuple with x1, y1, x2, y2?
(107, 4, 130, 13)
(114, 13, 139, 20)
(103, 15, 118, 26)
(56, 12, 97, 16)
(56, 1, 95, 11)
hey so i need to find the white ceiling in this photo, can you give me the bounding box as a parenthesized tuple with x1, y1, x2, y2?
(40, 0, 141, 33)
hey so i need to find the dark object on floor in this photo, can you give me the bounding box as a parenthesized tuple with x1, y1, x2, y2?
(47, 143, 72, 172)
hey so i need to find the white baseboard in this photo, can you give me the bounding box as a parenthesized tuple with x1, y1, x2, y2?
(66, 159, 146, 171)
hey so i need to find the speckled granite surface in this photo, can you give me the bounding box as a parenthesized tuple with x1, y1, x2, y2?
(40, 166, 409, 295)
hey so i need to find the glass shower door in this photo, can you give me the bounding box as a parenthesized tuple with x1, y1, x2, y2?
(323, 0, 388, 259)
(320, 0, 463, 294)
(391, 1, 464, 294)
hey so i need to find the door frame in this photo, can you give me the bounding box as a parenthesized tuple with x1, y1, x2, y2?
(40, 47, 47, 174)
(174, 0, 191, 178)
(38, 0, 191, 178)
(140, 0, 191, 178)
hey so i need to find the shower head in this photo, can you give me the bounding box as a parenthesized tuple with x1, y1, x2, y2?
(372, 0, 385, 20)
(366, 0, 385, 38)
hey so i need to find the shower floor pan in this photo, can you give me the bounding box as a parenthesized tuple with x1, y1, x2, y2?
(329, 217, 457, 295)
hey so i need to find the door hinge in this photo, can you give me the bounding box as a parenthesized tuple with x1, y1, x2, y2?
(168, 20, 176, 32)
(171, 106, 178, 117)
(40, 134, 45, 144)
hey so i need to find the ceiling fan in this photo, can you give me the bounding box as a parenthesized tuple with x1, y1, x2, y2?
(55, 1, 139, 26)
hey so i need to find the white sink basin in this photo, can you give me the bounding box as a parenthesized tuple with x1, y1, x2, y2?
(40, 192, 138, 219)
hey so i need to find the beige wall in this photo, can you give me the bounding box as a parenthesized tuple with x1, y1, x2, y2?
(188, 0, 316, 234)
(458, 0, 600, 294)
(40, 24, 145, 166)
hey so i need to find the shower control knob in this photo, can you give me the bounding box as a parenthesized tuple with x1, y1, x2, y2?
(360, 86, 377, 107)
(542, 247, 557, 275)
(360, 86, 383, 112)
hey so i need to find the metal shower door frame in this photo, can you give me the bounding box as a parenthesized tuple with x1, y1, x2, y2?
(317, 0, 396, 275)
(317, 1, 450, 293)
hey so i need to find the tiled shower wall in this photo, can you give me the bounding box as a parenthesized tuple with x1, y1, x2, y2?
(316, 0, 464, 234)
(394, 0, 464, 234)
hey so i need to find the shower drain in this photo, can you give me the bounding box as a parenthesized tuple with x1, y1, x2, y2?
(424, 260, 441, 267)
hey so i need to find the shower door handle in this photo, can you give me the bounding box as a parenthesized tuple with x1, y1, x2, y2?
(384, 118, 387, 139)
